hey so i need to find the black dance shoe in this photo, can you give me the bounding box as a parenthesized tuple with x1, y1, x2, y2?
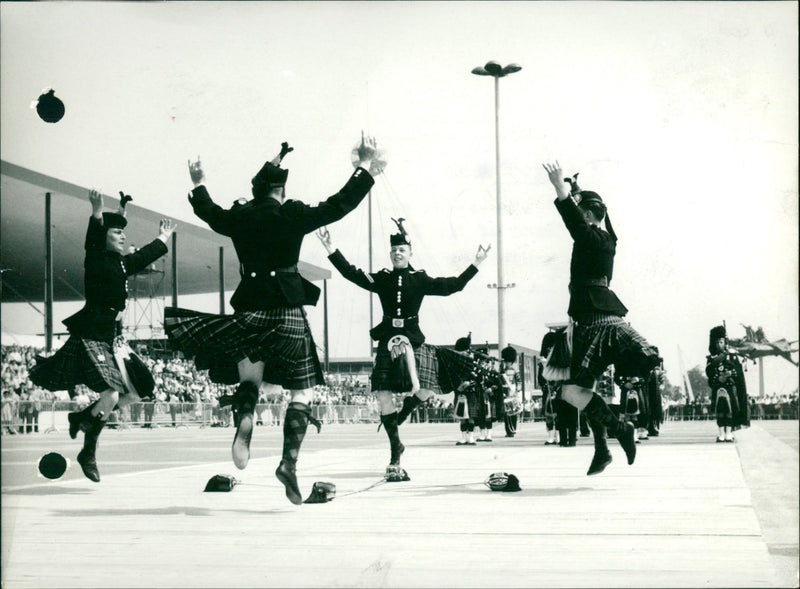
(232, 413, 253, 470)
(77, 448, 100, 482)
(275, 460, 303, 505)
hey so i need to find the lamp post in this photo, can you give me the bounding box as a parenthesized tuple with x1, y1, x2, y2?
(472, 61, 521, 353)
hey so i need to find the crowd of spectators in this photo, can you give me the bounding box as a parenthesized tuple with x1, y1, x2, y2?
(2, 343, 797, 434)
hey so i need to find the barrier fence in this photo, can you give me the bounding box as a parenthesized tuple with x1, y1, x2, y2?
(1, 400, 797, 435)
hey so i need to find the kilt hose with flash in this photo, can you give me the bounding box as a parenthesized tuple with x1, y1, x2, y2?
(164, 306, 324, 390)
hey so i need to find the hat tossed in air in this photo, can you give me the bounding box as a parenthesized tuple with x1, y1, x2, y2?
(35, 88, 65, 123)
(252, 141, 293, 198)
(390, 217, 411, 246)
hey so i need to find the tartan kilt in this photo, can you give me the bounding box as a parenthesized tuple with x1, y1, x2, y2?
(372, 343, 441, 393)
(164, 306, 323, 389)
(571, 315, 660, 387)
(29, 336, 126, 396)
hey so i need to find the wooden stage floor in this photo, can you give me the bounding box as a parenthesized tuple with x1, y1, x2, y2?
(2, 420, 797, 588)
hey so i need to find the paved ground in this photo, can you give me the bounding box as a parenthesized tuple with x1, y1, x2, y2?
(2, 420, 797, 588)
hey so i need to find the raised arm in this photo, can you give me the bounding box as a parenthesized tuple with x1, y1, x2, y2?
(421, 244, 489, 296)
(286, 135, 378, 233)
(317, 228, 379, 292)
(85, 190, 107, 251)
(186, 156, 236, 236)
(122, 219, 173, 275)
(544, 162, 605, 245)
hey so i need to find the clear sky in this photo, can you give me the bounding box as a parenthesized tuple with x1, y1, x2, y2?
(1, 1, 797, 394)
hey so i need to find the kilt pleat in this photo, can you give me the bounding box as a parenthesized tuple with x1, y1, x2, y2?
(371, 343, 475, 394)
(571, 315, 660, 384)
(29, 336, 125, 395)
(164, 306, 323, 389)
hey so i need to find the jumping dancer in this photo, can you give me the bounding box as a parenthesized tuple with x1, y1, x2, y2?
(30, 190, 174, 481)
(317, 221, 489, 478)
(542, 162, 660, 475)
(165, 138, 378, 504)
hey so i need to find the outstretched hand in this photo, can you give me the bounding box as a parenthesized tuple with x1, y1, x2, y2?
(474, 243, 492, 266)
(89, 189, 103, 217)
(542, 161, 563, 187)
(315, 227, 335, 254)
(357, 131, 378, 164)
(158, 218, 176, 241)
(542, 161, 570, 199)
(188, 156, 205, 187)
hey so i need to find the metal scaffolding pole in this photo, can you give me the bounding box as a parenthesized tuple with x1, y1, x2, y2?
(171, 232, 178, 308)
(44, 192, 54, 351)
(218, 246, 225, 314)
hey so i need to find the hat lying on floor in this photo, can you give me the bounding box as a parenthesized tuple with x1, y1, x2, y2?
(484, 472, 521, 492)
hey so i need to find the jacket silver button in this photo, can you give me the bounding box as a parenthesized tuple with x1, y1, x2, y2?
(251, 272, 256, 278)
(270, 271, 276, 277)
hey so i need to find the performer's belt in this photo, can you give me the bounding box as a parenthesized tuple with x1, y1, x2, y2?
(240, 263, 298, 278)
(385, 315, 418, 328)
(570, 276, 608, 288)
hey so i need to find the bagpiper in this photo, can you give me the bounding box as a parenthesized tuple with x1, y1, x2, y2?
(706, 325, 749, 442)
(500, 345, 522, 438)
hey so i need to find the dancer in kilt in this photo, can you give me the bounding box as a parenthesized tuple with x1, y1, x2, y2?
(317, 221, 489, 478)
(165, 138, 378, 505)
(542, 162, 660, 475)
(706, 325, 749, 442)
(30, 190, 174, 481)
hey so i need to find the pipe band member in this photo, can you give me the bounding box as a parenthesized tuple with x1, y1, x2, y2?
(538, 332, 562, 445)
(473, 350, 502, 442)
(500, 345, 522, 438)
(30, 190, 174, 482)
(706, 325, 749, 442)
(318, 220, 489, 479)
(165, 137, 378, 505)
(541, 162, 660, 476)
(452, 333, 479, 446)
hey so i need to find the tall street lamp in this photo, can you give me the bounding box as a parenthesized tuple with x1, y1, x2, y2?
(471, 60, 521, 353)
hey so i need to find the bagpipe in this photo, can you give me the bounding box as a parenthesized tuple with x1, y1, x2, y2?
(453, 351, 501, 420)
(615, 374, 647, 420)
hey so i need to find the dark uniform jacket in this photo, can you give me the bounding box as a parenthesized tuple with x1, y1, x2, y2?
(706, 350, 749, 426)
(554, 196, 628, 318)
(63, 216, 168, 341)
(189, 167, 374, 312)
(327, 249, 478, 347)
